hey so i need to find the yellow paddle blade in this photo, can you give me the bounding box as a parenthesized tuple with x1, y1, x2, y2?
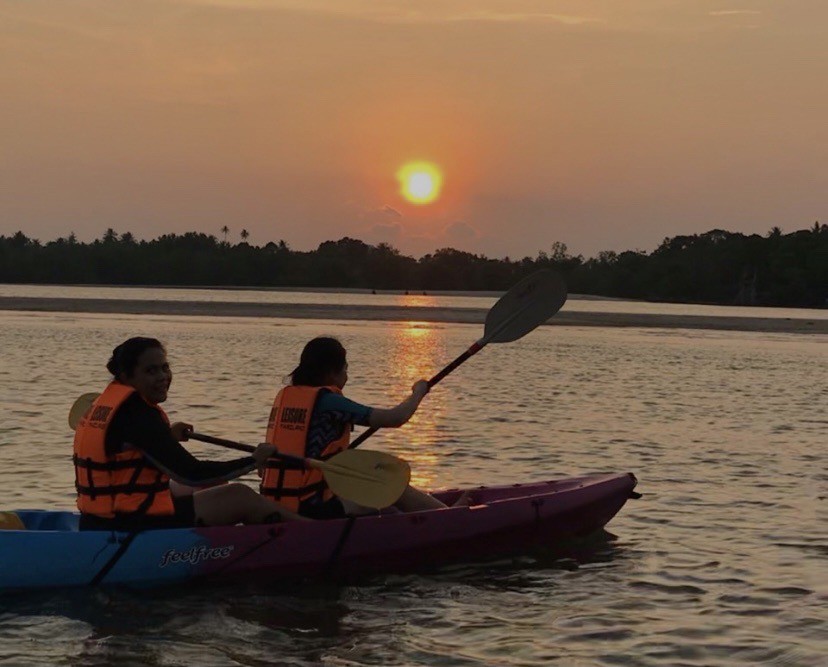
(316, 449, 411, 509)
(68, 392, 100, 430)
(0, 511, 25, 530)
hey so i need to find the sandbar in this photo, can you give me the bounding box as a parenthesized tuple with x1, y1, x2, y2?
(0, 296, 825, 334)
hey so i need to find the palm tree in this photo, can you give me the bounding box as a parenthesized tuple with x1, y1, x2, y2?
(240, 229, 250, 243)
(221, 225, 229, 244)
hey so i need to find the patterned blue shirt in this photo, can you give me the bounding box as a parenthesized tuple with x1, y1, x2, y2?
(305, 390, 372, 460)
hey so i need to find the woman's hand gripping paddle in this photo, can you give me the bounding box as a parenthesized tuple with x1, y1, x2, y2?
(68, 394, 410, 509)
(349, 269, 568, 449)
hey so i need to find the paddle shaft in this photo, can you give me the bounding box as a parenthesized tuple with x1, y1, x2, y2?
(189, 432, 315, 470)
(428, 340, 485, 387)
(190, 431, 253, 452)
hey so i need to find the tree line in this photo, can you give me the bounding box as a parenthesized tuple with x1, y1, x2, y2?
(0, 224, 825, 307)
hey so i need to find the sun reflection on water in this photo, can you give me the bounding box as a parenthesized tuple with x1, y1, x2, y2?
(392, 293, 439, 308)
(381, 321, 448, 487)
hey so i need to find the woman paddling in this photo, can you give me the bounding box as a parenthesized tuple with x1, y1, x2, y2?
(73, 337, 306, 530)
(260, 336, 469, 518)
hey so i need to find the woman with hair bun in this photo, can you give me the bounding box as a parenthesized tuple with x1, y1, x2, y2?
(260, 336, 466, 519)
(73, 336, 306, 530)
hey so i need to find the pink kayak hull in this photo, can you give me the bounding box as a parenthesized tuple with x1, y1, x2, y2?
(197, 472, 639, 581)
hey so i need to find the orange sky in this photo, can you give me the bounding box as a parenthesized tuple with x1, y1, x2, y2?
(1, 1, 826, 258)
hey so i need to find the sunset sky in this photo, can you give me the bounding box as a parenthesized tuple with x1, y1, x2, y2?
(1, 1, 826, 259)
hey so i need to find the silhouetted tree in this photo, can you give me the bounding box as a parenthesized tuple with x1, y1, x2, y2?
(0, 226, 824, 306)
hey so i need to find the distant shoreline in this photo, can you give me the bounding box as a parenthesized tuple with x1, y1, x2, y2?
(1, 296, 825, 334)
(1, 282, 615, 301)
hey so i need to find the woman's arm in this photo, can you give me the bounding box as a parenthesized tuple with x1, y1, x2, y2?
(107, 396, 257, 486)
(368, 380, 429, 428)
(140, 441, 257, 487)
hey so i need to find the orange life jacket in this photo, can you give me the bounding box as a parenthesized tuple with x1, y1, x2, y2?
(260, 385, 351, 511)
(73, 382, 175, 519)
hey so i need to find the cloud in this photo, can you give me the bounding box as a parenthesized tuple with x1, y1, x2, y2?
(364, 222, 403, 242)
(359, 218, 482, 257)
(440, 12, 601, 26)
(380, 205, 402, 219)
(358, 206, 404, 245)
(173, 1, 601, 26)
(358, 204, 403, 224)
(368, 205, 402, 219)
(395, 221, 484, 255)
(442, 220, 480, 244)
(708, 10, 762, 17)
(336, 203, 407, 247)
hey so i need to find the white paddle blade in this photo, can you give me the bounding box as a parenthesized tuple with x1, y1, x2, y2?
(321, 449, 411, 509)
(69, 393, 100, 430)
(484, 270, 567, 343)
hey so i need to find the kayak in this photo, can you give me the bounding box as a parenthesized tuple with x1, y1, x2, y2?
(0, 473, 638, 592)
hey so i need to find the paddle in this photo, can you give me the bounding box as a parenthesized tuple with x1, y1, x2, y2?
(68, 392, 101, 431)
(348, 269, 567, 449)
(188, 432, 410, 509)
(68, 394, 411, 509)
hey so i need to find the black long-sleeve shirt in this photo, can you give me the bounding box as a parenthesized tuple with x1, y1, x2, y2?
(104, 394, 255, 486)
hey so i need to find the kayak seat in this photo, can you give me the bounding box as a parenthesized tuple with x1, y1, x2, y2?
(0, 511, 26, 530)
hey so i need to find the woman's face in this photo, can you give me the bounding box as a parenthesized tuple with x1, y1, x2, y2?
(331, 361, 348, 390)
(121, 347, 172, 404)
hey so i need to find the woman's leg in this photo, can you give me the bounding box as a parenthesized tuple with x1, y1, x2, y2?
(169, 480, 197, 497)
(338, 485, 447, 515)
(393, 485, 449, 512)
(341, 485, 473, 515)
(192, 483, 309, 525)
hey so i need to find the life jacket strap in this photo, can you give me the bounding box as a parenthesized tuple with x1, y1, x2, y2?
(73, 454, 146, 471)
(124, 458, 146, 488)
(84, 457, 96, 500)
(76, 480, 170, 496)
(130, 470, 163, 516)
(262, 458, 306, 471)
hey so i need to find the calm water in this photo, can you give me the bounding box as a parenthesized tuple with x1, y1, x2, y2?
(0, 304, 825, 666)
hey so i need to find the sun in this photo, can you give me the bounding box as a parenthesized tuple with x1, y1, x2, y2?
(397, 161, 443, 205)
